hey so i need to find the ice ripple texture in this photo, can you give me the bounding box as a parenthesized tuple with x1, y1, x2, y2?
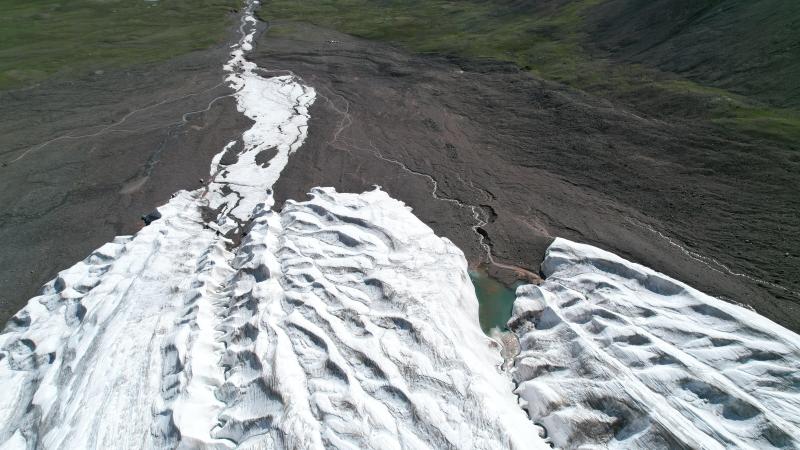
(510, 238, 800, 449)
(0, 188, 545, 449)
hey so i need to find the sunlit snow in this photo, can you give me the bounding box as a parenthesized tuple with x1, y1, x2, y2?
(510, 238, 800, 449)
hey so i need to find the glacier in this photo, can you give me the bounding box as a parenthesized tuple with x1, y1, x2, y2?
(2, 0, 800, 447)
(510, 238, 800, 449)
(0, 187, 546, 449)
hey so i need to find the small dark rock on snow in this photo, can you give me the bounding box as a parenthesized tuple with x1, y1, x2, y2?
(141, 209, 162, 226)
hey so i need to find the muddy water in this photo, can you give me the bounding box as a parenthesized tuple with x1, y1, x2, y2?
(470, 266, 520, 333)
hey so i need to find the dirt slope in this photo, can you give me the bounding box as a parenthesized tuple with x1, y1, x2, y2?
(265, 22, 800, 332)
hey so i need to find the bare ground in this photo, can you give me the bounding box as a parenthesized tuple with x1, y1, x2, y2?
(0, 46, 252, 324)
(263, 22, 800, 332)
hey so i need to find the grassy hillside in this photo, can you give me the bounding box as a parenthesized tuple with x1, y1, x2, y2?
(259, 0, 800, 144)
(0, 0, 241, 90)
(588, 0, 800, 109)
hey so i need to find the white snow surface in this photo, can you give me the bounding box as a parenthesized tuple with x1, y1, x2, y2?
(0, 188, 545, 449)
(511, 238, 800, 449)
(0, 2, 546, 448)
(212, 0, 315, 235)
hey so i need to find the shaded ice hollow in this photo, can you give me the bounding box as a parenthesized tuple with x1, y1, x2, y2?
(510, 238, 800, 449)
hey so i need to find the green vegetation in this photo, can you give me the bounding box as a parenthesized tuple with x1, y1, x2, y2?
(0, 0, 241, 90)
(5, 0, 793, 142)
(260, 0, 600, 83)
(260, 0, 800, 144)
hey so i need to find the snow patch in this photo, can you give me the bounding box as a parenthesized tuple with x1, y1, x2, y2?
(211, 0, 314, 234)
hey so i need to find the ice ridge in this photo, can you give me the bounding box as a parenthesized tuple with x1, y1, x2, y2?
(510, 238, 800, 449)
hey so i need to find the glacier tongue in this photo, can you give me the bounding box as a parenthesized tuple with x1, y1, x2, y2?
(0, 0, 547, 446)
(510, 238, 800, 449)
(209, 187, 544, 448)
(0, 187, 546, 449)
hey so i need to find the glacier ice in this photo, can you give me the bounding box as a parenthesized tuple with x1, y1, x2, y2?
(0, 187, 546, 449)
(510, 238, 800, 449)
(2, 0, 799, 447)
